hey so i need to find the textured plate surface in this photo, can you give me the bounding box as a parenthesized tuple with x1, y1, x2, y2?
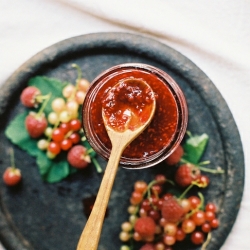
(0, 32, 244, 250)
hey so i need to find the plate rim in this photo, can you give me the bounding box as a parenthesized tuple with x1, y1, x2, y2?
(0, 32, 245, 250)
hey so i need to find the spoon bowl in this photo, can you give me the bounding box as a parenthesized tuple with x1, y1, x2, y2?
(77, 78, 156, 250)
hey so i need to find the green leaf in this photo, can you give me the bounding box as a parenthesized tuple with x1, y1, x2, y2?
(182, 133, 209, 164)
(36, 151, 70, 183)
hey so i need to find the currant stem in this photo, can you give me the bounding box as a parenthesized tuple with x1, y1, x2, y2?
(91, 157, 103, 173)
(179, 184, 194, 200)
(9, 148, 16, 169)
(201, 232, 212, 250)
(35, 93, 51, 118)
(72, 63, 82, 89)
(198, 166, 224, 174)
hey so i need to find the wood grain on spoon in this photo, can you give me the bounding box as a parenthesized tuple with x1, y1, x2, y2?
(77, 78, 156, 250)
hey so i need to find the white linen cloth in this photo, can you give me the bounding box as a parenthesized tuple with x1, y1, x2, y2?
(1, 0, 250, 249)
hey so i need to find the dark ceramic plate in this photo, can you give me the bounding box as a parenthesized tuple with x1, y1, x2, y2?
(0, 32, 244, 250)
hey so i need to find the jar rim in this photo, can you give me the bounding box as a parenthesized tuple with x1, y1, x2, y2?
(82, 63, 188, 169)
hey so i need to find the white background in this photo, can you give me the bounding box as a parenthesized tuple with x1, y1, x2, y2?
(1, 0, 250, 249)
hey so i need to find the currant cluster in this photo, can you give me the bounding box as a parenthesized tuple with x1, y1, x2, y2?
(20, 64, 94, 169)
(119, 175, 219, 250)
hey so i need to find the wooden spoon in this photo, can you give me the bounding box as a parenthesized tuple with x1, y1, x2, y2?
(77, 79, 156, 250)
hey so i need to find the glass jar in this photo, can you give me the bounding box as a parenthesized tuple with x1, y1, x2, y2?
(82, 63, 188, 169)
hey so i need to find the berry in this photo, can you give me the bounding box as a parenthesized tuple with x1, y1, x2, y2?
(48, 141, 61, 155)
(78, 78, 90, 92)
(67, 145, 91, 169)
(191, 210, 206, 226)
(66, 100, 79, 117)
(75, 90, 86, 104)
(59, 122, 71, 134)
(70, 119, 82, 131)
(139, 243, 155, 250)
(175, 228, 186, 241)
(154, 174, 166, 184)
(51, 98, 66, 113)
(151, 184, 162, 195)
(191, 231, 204, 245)
(3, 167, 22, 186)
(134, 180, 148, 193)
(119, 231, 130, 242)
(188, 196, 201, 209)
(25, 112, 47, 138)
(141, 199, 151, 212)
(121, 222, 132, 232)
(175, 163, 201, 187)
(205, 202, 217, 213)
(20, 86, 41, 108)
(181, 219, 196, 234)
(205, 211, 216, 222)
(164, 222, 177, 236)
(120, 246, 130, 250)
(59, 110, 71, 123)
(165, 145, 184, 165)
(130, 191, 143, 205)
(69, 132, 81, 144)
(148, 209, 160, 222)
(161, 197, 184, 223)
(51, 128, 65, 142)
(37, 139, 49, 150)
(60, 138, 73, 151)
(179, 198, 191, 213)
(163, 234, 176, 246)
(201, 222, 211, 233)
(210, 218, 219, 229)
(62, 84, 75, 98)
(134, 216, 156, 238)
(48, 112, 59, 125)
(197, 175, 210, 187)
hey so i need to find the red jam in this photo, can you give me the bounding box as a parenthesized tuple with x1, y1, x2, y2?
(102, 77, 155, 132)
(82, 64, 188, 168)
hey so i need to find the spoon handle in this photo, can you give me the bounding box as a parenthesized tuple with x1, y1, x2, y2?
(76, 145, 124, 250)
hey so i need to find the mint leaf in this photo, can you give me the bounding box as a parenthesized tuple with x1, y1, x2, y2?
(182, 133, 209, 164)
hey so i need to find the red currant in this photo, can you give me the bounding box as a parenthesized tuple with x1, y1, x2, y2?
(48, 141, 61, 155)
(134, 180, 147, 193)
(205, 203, 217, 213)
(188, 196, 201, 209)
(179, 198, 191, 213)
(163, 234, 176, 246)
(191, 210, 206, 226)
(130, 191, 143, 205)
(148, 209, 161, 222)
(52, 128, 65, 142)
(69, 132, 81, 144)
(201, 222, 211, 233)
(59, 122, 71, 134)
(154, 174, 166, 184)
(60, 138, 73, 151)
(70, 119, 82, 131)
(141, 199, 151, 211)
(181, 219, 196, 234)
(205, 211, 215, 222)
(210, 218, 219, 229)
(151, 184, 162, 195)
(191, 231, 204, 245)
(164, 222, 177, 236)
(175, 228, 186, 241)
